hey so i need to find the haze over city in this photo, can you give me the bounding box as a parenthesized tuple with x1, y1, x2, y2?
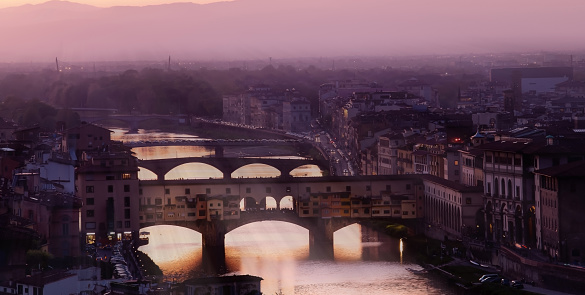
(1, 0, 584, 62)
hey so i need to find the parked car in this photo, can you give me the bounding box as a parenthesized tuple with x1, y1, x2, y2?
(478, 274, 498, 282)
(501, 278, 510, 286)
(511, 280, 524, 289)
(481, 276, 501, 283)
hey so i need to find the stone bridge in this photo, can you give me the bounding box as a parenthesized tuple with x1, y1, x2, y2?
(138, 157, 326, 180)
(81, 114, 189, 129)
(141, 212, 365, 260)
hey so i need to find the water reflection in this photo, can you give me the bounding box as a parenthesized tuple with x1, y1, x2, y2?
(138, 223, 446, 295)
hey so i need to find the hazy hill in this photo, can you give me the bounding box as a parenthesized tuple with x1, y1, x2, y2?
(0, 0, 584, 62)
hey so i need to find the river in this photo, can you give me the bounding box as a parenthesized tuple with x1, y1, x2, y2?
(111, 128, 453, 295)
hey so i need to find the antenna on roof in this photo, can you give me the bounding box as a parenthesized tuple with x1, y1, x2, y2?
(168, 55, 171, 71)
(55, 57, 59, 72)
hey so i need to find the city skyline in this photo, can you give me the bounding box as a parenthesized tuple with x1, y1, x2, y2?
(1, 0, 584, 62)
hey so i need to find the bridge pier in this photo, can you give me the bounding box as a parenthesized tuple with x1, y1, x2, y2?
(200, 221, 228, 274)
(309, 219, 334, 259)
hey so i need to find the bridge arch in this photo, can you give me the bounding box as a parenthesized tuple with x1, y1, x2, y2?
(279, 196, 295, 210)
(240, 197, 259, 211)
(258, 196, 278, 210)
(290, 164, 323, 177)
(231, 163, 281, 178)
(138, 167, 158, 180)
(166, 163, 223, 180)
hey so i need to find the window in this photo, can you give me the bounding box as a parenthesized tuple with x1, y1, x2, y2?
(226, 188, 231, 194)
(165, 188, 170, 194)
(86, 186, 94, 193)
(108, 185, 113, 193)
(302, 210, 309, 214)
(86, 210, 94, 217)
(86, 198, 94, 205)
(122, 173, 131, 180)
(312, 209, 319, 214)
(366, 185, 371, 191)
(403, 211, 408, 215)
(124, 197, 130, 207)
(286, 186, 291, 192)
(346, 185, 351, 192)
(185, 188, 191, 194)
(117, 221, 122, 228)
(125, 209, 131, 219)
(106, 175, 115, 180)
(206, 188, 211, 194)
(124, 185, 130, 192)
(62, 223, 69, 235)
(139, 188, 143, 195)
(326, 186, 331, 192)
(406, 184, 411, 190)
(125, 221, 131, 228)
(199, 210, 206, 216)
(454, 160, 459, 166)
(306, 187, 311, 193)
(246, 187, 251, 193)
(466, 198, 471, 204)
(85, 222, 96, 229)
(155, 198, 162, 205)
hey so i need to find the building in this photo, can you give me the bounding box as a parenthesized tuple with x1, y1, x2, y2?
(61, 122, 112, 157)
(490, 67, 573, 95)
(76, 148, 140, 245)
(422, 175, 483, 241)
(534, 160, 585, 264)
(15, 270, 78, 295)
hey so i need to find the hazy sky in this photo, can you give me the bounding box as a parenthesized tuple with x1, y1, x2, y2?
(0, 0, 225, 8)
(1, 0, 584, 62)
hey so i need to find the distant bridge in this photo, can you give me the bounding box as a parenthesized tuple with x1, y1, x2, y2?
(138, 156, 326, 180)
(77, 112, 189, 129)
(125, 138, 302, 148)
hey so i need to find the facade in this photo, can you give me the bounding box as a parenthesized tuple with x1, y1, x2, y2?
(138, 176, 424, 225)
(76, 149, 140, 245)
(62, 122, 112, 156)
(481, 141, 535, 247)
(422, 175, 483, 241)
(377, 133, 405, 175)
(534, 160, 585, 264)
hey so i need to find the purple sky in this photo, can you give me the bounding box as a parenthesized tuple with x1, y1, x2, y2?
(1, 0, 584, 62)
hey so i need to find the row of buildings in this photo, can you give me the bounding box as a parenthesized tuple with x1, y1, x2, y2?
(222, 85, 312, 133)
(311, 68, 585, 265)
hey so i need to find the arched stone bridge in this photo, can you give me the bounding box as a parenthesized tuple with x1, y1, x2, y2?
(141, 212, 361, 259)
(138, 157, 326, 180)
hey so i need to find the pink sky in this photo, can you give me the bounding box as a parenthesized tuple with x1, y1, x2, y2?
(0, 0, 226, 8)
(1, 0, 584, 62)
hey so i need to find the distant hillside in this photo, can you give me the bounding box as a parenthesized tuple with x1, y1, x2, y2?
(0, 0, 584, 62)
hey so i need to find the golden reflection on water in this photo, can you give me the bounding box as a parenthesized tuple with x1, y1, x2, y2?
(139, 223, 363, 282)
(138, 225, 202, 280)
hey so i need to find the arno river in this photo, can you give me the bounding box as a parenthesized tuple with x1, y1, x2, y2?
(111, 128, 453, 295)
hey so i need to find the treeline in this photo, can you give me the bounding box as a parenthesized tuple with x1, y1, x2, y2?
(0, 63, 490, 129)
